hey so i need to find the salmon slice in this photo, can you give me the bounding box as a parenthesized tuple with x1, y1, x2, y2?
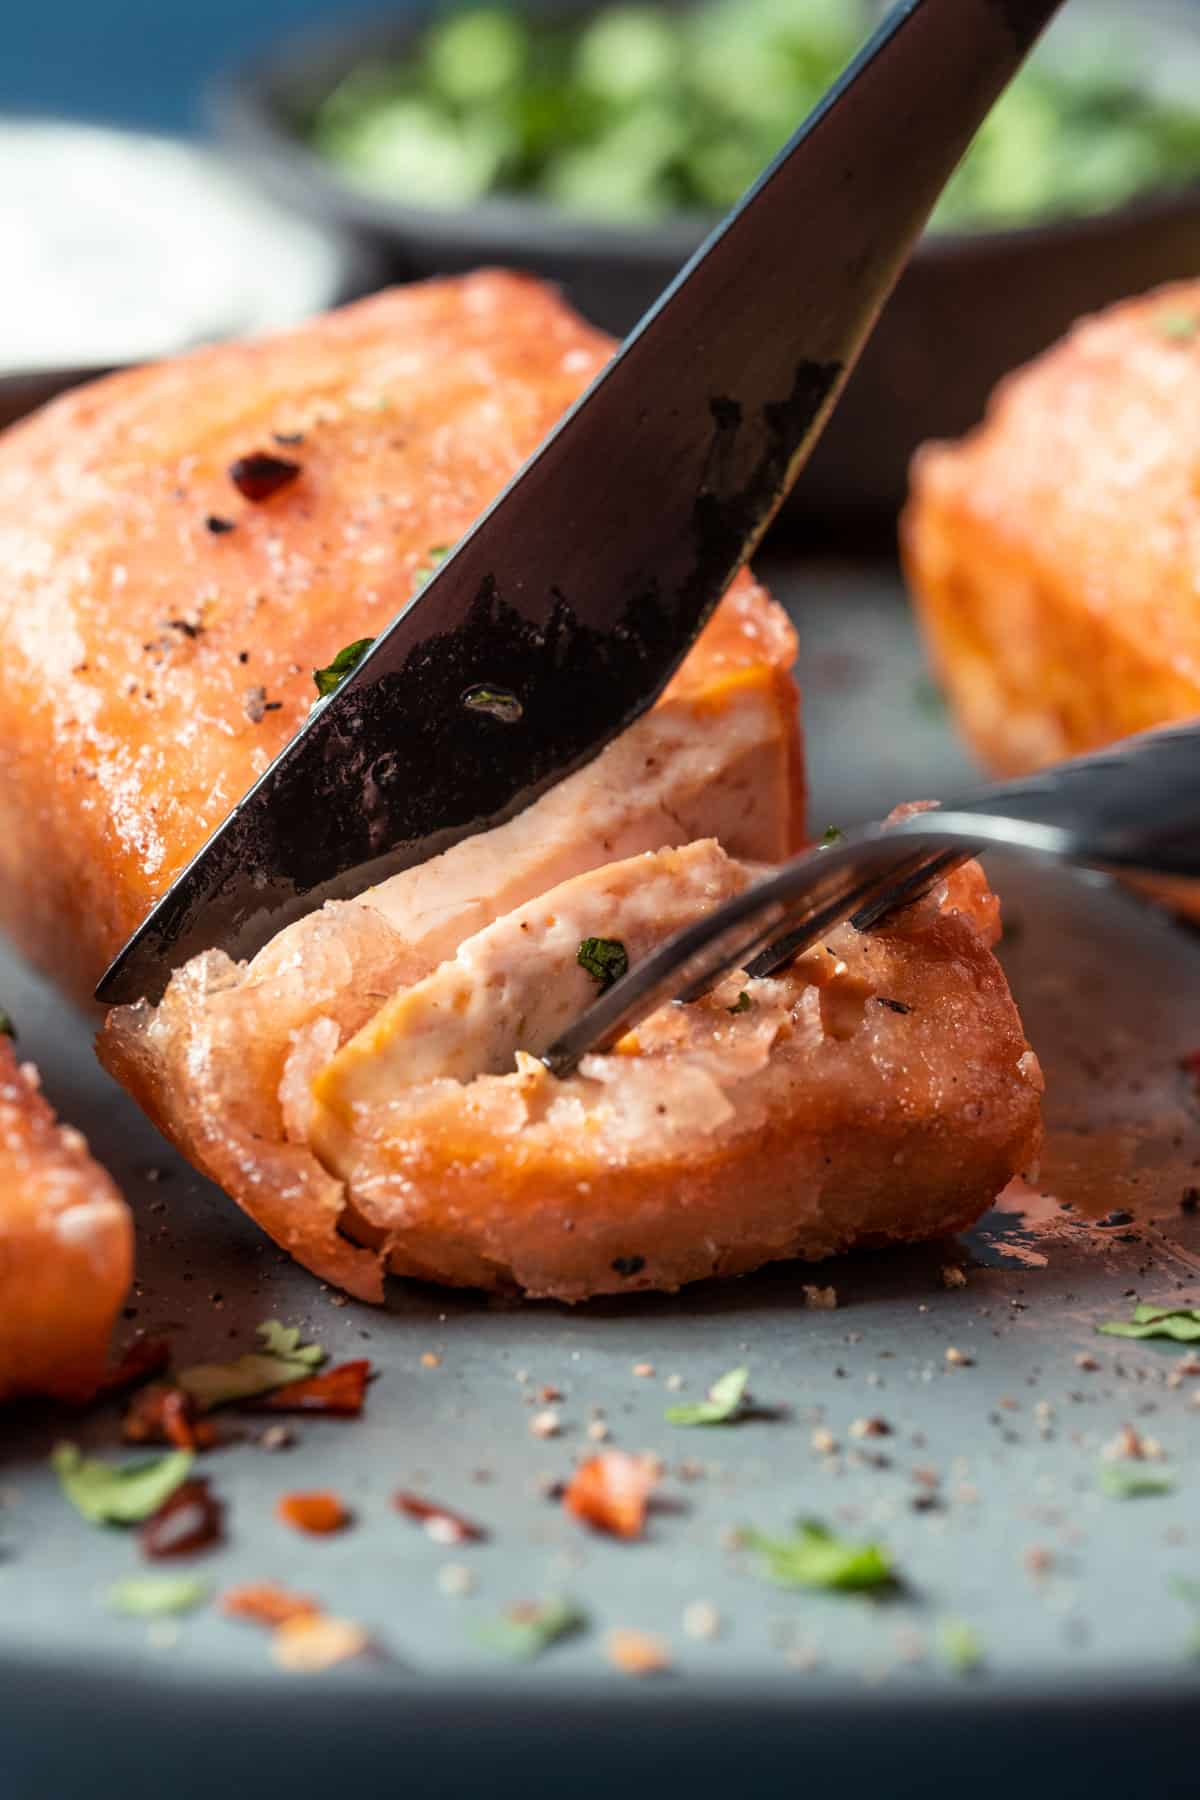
(0, 1036, 132, 1401)
(903, 281, 1200, 780)
(305, 851, 1042, 1301)
(0, 268, 797, 1003)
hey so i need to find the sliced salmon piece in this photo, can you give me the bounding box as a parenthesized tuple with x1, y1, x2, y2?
(0, 1036, 132, 1401)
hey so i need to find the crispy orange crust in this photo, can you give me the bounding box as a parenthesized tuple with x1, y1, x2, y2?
(903, 281, 1200, 779)
(0, 269, 795, 1002)
(0, 1038, 132, 1401)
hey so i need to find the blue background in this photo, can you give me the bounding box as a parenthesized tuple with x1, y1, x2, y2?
(0, 0, 391, 133)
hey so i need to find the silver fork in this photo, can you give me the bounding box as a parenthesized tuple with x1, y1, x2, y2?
(542, 721, 1200, 1078)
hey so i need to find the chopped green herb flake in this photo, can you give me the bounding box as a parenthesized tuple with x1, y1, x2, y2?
(820, 825, 844, 847)
(1156, 310, 1200, 343)
(743, 1519, 894, 1592)
(576, 936, 629, 992)
(52, 1443, 193, 1525)
(728, 991, 752, 1015)
(461, 683, 523, 723)
(472, 1595, 586, 1661)
(106, 1574, 210, 1617)
(666, 1365, 749, 1427)
(0, 1008, 13, 1038)
(1097, 1463, 1175, 1499)
(1098, 1301, 1200, 1343)
(413, 545, 452, 589)
(937, 1617, 984, 1674)
(312, 637, 374, 699)
(177, 1320, 325, 1412)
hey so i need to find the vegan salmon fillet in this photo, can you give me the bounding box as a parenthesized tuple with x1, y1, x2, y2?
(0, 271, 1040, 1299)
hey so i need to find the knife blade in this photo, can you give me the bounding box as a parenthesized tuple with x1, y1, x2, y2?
(97, 0, 1062, 1004)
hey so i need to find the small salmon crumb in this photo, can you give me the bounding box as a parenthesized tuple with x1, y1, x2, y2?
(529, 1409, 562, 1439)
(275, 1490, 350, 1535)
(941, 1265, 967, 1290)
(802, 1285, 838, 1310)
(1103, 1424, 1163, 1462)
(564, 1450, 657, 1538)
(271, 1615, 369, 1673)
(1074, 1353, 1100, 1372)
(420, 1352, 441, 1369)
(606, 1628, 672, 1676)
(944, 1346, 973, 1367)
(222, 1582, 321, 1628)
(586, 1419, 610, 1443)
(849, 1417, 891, 1440)
(632, 1362, 656, 1378)
(1024, 1546, 1054, 1578)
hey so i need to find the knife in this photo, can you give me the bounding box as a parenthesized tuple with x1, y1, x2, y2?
(97, 0, 1064, 1005)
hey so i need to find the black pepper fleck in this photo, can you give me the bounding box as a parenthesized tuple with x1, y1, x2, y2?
(612, 1256, 646, 1278)
(205, 515, 236, 535)
(228, 451, 301, 502)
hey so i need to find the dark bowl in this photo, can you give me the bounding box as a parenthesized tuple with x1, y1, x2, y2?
(213, 2, 1200, 527)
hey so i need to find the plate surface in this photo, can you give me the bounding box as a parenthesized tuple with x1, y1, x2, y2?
(3, 557, 1199, 1794)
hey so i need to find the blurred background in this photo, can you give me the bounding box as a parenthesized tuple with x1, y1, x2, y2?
(5, 0, 1200, 523)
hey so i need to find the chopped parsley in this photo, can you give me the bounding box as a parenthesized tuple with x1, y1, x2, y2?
(177, 1320, 325, 1412)
(1097, 1302, 1200, 1343)
(937, 1618, 984, 1674)
(461, 683, 523, 723)
(312, 637, 374, 699)
(412, 544, 451, 589)
(1097, 1463, 1175, 1500)
(1156, 310, 1200, 344)
(52, 1443, 194, 1525)
(742, 1518, 894, 1592)
(106, 1574, 210, 1617)
(0, 1008, 13, 1038)
(820, 825, 844, 847)
(665, 1365, 749, 1427)
(472, 1595, 586, 1661)
(728, 991, 753, 1015)
(577, 936, 629, 992)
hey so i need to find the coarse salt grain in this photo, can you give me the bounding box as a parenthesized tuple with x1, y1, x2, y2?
(586, 1419, 610, 1443)
(944, 1346, 972, 1367)
(811, 1427, 837, 1456)
(682, 1600, 721, 1641)
(437, 1563, 476, 1598)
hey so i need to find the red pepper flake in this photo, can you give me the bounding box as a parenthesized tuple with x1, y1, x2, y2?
(124, 1383, 218, 1451)
(276, 1490, 350, 1535)
(139, 1477, 223, 1559)
(563, 1451, 657, 1540)
(99, 1337, 171, 1396)
(248, 1359, 371, 1417)
(228, 451, 301, 502)
(221, 1582, 322, 1628)
(394, 1491, 487, 1545)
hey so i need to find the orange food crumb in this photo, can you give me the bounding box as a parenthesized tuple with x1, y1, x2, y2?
(275, 1490, 351, 1535)
(221, 1582, 322, 1628)
(271, 1614, 369, 1673)
(606, 1628, 672, 1676)
(563, 1450, 657, 1540)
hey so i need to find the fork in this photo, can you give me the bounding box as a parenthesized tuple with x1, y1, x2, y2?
(542, 720, 1200, 1078)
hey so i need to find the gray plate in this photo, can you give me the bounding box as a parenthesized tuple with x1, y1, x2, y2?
(3, 557, 1199, 1797)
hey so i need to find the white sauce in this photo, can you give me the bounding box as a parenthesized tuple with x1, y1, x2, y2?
(0, 121, 348, 374)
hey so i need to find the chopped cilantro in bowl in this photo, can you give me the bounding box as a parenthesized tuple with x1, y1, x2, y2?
(305, 0, 1200, 232)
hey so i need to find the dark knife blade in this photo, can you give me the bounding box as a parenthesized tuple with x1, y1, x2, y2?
(97, 0, 1061, 1004)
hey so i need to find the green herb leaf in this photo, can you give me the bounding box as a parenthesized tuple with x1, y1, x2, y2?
(937, 1617, 984, 1674)
(1097, 1302, 1200, 1343)
(1097, 1463, 1175, 1499)
(177, 1320, 326, 1412)
(1156, 310, 1200, 344)
(576, 936, 629, 993)
(665, 1365, 749, 1427)
(727, 991, 752, 1015)
(312, 637, 374, 699)
(820, 825, 844, 847)
(106, 1574, 210, 1617)
(472, 1595, 586, 1661)
(52, 1443, 193, 1525)
(742, 1519, 894, 1592)
(412, 544, 451, 589)
(0, 1007, 13, 1038)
